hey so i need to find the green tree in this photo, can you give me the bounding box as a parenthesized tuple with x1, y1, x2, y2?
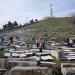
(13, 21, 18, 27)
(7, 21, 13, 29)
(30, 19, 34, 24)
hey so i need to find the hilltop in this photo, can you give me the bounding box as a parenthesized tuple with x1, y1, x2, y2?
(22, 17, 75, 42)
(1, 17, 75, 42)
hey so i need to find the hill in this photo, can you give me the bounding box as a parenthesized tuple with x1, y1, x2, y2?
(23, 17, 75, 42)
(1, 17, 75, 42)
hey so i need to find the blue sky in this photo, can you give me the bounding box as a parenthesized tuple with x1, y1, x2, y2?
(0, 0, 75, 28)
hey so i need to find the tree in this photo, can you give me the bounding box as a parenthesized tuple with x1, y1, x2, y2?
(7, 21, 12, 26)
(3, 24, 7, 30)
(2, 21, 19, 30)
(30, 19, 34, 24)
(35, 19, 38, 22)
(7, 21, 13, 29)
(13, 21, 18, 27)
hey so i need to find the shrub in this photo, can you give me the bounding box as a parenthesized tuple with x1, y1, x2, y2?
(0, 48, 4, 58)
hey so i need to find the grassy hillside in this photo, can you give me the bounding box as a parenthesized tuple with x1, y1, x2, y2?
(2, 17, 75, 42)
(23, 17, 75, 42)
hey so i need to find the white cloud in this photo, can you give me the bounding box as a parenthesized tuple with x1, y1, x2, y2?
(0, 0, 74, 28)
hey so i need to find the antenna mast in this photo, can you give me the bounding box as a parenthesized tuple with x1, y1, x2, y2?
(50, 4, 53, 18)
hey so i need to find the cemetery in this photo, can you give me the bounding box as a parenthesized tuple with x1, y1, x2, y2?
(0, 29, 75, 75)
(0, 0, 74, 75)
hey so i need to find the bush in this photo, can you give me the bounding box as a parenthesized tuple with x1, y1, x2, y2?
(52, 66, 63, 75)
(0, 48, 4, 58)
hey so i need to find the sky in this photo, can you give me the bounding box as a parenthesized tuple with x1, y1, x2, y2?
(0, 0, 75, 28)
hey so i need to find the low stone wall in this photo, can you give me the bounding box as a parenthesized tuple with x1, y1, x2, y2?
(61, 63, 75, 75)
(9, 66, 52, 75)
(0, 59, 6, 68)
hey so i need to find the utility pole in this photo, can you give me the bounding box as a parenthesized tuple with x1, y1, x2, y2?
(26, 17, 28, 23)
(50, 4, 53, 18)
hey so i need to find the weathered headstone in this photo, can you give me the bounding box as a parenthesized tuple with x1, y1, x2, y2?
(9, 67, 51, 75)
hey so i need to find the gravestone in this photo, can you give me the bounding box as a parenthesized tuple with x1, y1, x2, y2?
(9, 67, 51, 75)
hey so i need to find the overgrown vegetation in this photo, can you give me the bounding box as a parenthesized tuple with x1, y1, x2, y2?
(52, 66, 63, 75)
(0, 48, 4, 58)
(2, 19, 38, 31)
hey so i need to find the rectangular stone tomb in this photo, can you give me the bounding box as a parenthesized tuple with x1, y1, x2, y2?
(9, 66, 51, 75)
